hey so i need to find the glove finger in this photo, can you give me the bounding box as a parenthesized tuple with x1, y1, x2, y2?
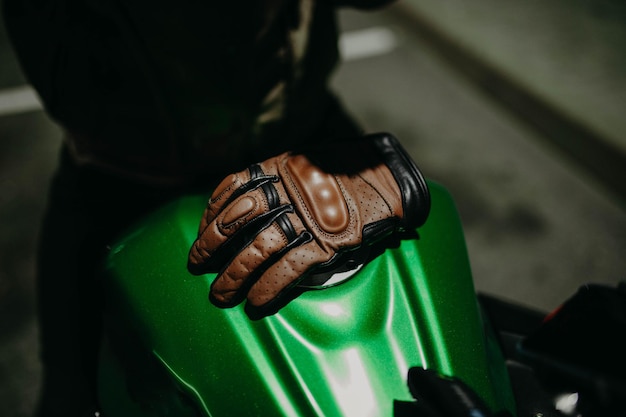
(188, 172, 250, 269)
(244, 237, 333, 317)
(198, 172, 249, 233)
(189, 197, 291, 274)
(209, 211, 308, 307)
(189, 160, 288, 273)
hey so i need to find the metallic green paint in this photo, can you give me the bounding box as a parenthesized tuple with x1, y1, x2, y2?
(98, 181, 516, 416)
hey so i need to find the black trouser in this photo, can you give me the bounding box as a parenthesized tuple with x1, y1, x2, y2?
(34, 92, 362, 417)
(35, 148, 188, 416)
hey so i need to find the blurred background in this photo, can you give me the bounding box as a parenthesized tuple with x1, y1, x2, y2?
(1, 1, 625, 416)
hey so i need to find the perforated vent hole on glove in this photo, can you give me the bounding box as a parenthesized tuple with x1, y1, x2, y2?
(299, 251, 309, 265)
(361, 186, 391, 221)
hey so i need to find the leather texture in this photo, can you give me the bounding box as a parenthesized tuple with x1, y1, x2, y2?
(188, 133, 430, 318)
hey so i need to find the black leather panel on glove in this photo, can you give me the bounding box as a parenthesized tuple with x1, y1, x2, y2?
(188, 133, 430, 318)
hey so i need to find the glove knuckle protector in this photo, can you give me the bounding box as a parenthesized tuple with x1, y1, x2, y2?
(188, 132, 430, 318)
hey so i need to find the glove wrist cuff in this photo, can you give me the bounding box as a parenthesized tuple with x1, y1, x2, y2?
(372, 133, 431, 229)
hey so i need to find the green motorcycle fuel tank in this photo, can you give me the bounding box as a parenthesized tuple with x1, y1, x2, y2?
(98, 181, 516, 416)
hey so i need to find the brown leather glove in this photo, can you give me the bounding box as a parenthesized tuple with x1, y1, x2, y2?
(188, 133, 430, 318)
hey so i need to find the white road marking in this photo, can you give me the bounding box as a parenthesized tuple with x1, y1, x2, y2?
(339, 26, 397, 61)
(0, 85, 42, 116)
